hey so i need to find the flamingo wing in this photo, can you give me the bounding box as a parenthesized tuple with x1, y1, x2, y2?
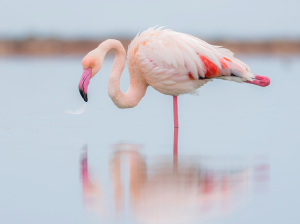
(127, 27, 254, 95)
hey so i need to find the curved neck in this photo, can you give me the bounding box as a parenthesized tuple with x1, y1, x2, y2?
(95, 39, 147, 108)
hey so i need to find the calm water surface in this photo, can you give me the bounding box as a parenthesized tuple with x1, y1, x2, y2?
(0, 56, 299, 224)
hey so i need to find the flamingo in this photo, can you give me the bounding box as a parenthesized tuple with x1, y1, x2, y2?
(78, 27, 270, 129)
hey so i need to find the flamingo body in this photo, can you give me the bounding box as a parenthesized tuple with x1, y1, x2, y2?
(79, 27, 270, 110)
(127, 27, 265, 97)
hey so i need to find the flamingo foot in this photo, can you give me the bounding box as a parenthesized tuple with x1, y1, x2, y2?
(245, 75, 270, 87)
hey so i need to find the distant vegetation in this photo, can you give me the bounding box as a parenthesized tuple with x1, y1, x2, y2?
(0, 38, 299, 56)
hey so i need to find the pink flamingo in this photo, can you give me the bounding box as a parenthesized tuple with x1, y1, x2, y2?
(79, 27, 270, 131)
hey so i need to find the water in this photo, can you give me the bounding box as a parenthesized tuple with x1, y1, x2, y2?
(0, 56, 299, 224)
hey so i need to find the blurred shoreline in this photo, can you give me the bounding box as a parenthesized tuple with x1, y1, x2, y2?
(0, 38, 300, 56)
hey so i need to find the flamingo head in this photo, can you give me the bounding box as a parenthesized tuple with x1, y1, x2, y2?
(79, 52, 103, 102)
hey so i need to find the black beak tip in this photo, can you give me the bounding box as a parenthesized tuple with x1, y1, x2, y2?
(84, 95, 88, 102)
(79, 89, 88, 102)
(79, 89, 84, 98)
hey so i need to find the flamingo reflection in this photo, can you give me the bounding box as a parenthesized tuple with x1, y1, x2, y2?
(80, 145, 268, 224)
(111, 148, 251, 224)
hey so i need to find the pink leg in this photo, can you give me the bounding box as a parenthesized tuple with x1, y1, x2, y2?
(173, 127, 178, 170)
(173, 96, 179, 128)
(173, 96, 179, 157)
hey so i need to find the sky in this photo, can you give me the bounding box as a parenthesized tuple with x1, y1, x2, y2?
(0, 0, 299, 40)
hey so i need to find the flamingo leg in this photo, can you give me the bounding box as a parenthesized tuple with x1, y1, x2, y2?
(173, 126, 178, 170)
(173, 96, 179, 128)
(173, 96, 179, 158)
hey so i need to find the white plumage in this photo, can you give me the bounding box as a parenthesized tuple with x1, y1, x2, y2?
(127, 27, 255, 96)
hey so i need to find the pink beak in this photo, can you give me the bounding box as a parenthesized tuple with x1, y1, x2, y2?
(245, 75, 270, 87)
(79, 68, 92, 102)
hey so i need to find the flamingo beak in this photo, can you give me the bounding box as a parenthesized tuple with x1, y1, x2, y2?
(245, 75, 270, 87)
(78, 68, 92, 102)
